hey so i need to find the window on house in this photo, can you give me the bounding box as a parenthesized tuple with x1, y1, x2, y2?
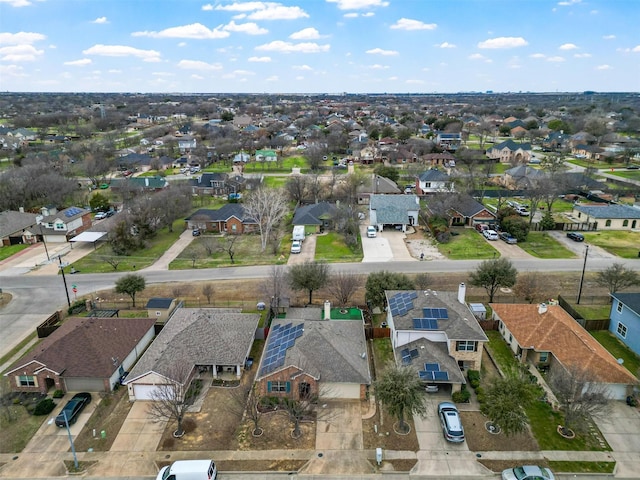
(539, 352, 549, 362)
(617, 322, 627, 338)
(18, 375, 36, 387)
(617, 302, 623, 313)
(425, 182, 431, 188)
(605, 219, 611, 227)
(269, 381, 290, 392)
(623, 220, 629, 227)
(231, 224, 237, 231)
(456, 341, 477, 352)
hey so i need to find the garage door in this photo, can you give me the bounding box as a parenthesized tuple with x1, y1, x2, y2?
(320, 383, 361, 399)
(132, 384, 161, 401)
(64, 377, 105, 392)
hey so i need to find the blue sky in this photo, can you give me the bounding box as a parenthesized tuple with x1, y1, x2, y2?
(1, 0, 638, 93)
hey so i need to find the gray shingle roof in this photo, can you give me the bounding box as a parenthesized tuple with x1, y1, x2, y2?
(0, 210, 39, 237)
(258, 316, 371, 385)
(610, 293, 640, 316)
(293, 202, 337, 226)
(385, 289, 488, 342)
(126, 308, 259, 383)
(185, 204, 256, 223)
(370, 194, 419, 224)
(418, 170, 450, 182)
(574, 204, 640, 219)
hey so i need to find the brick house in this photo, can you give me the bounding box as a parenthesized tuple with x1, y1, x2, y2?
(184, 204, 258, 234)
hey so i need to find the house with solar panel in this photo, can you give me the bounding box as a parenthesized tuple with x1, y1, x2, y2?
(35, 205, 92, 243)
(384, 284, 488, 393)
(255, 307, 371, 400)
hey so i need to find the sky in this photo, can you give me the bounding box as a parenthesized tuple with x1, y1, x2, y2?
(0, 0, 639, 94)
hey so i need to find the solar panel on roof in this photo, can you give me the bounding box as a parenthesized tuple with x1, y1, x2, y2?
(425, 363, 440, 372)
(434, 371, 449, 381)
(259, 322, 305, 375)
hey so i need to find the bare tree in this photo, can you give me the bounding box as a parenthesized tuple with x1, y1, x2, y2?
(414, 273, 432, 290)
(172, 285, 185, 299)
(219, 235, 238, 264)
(513, 272, 544, 304)
(148, 362, 196, 437)
(595, 263, 640, 295)
(202, 283, 215, 305)
(228, 383, 263, 436)
(260, 265, 289, 316)
(285, 175, 309, 204)
(279, 394, 318, 438)
(326, 271, 362, 306)
(549, 366, 611, 435)
(104, 256, 122, 271)
(244, 187, 288, 252)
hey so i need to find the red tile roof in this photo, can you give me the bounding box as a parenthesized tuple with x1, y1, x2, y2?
(491, 304, 636, 385)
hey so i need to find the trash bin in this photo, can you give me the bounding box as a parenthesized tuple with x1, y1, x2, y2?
(101, 430, 106, 439)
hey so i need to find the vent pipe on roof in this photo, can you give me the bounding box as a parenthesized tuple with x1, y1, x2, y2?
(538, 303, 548, 315)
(324, 300, 331, 320)
(458, 283, 466, 304)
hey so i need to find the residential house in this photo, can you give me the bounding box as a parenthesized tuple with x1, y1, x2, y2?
(423, 152, 456, 168)
(109, 176, 169, 192)
(357, 174, 401, 205)
(178, 137, 197, 154)
(292, 202, 338, 232)
(487, 140, 532, 164)
(233, 152, 250, 164)
(491, 303, 637, 400)
(369, 194, 419, 232)
(502, 165, 546, 190)
(0, 210, 40, 246)
(184, 204, 258, 234)
(435, 132, 462, 151)
(542, 132, 570, 151)
(255, 307, 371, 400)
(124, 308, 259, 401)
(255, 149, 278, 162)
(416, 170, 453, 195)
(145, 297, 179, 324)
(430, 194, 496, 227)
(572, 144, 604, 160)
(569, 132, 597, 148)
(384, 285, 488, 393)
(190, 173, 231, 196)
(572, 204, 640, 230)
(37, 206, 92, 243)
(608, 293, 640, 356)
(4, 317, 155, 394)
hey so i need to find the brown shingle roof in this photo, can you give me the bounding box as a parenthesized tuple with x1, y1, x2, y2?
(491, 304, 636, 385)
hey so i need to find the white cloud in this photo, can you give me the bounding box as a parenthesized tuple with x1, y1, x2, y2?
(596, 64, 611, 70)
(191, 74, 205, 80)
(368, 64, 388, 69)
(108, 69, 121, 74)
(83, 44, 161, 62)
(176, 59, 222, 70)
(223, 21, 268, 35)
(293, 64, 313, 70)
(152, 72, 174, 77)
(468, 53, 486, 60)
(92, 16, 108, 24)
(574, 53, 591, 58)
(0, 44, 43, 61)
(178, 42, 187, 47)
(436, 42, 456, 49)
(559, 43, 578, 50)
(603, 34, 616, 40)
(547, 56, 565, 62)
(344, 13, 358, 18)
(232, 69, 255, 75)
(0, 32, 46, 45)
(215, 2, 308, 20)
(478, 37, 528, 49)
(201, 4, 214, 11)
(255, 40, 330, 53)
(266, 75, 279, 82)
(530, 53, 546, 58)
(365, 47, 398, 55)
(327, 0, 389, 10)
(406, 79, 425, 84)
(390, 18, 436, 31)
(63, 58, 91, 66)
(557, 0, 581, 5)
(248, 56, 271, 62)
(0, 0, 38, 7)
(290, 27, 322, 40)
(0, 64, 26, 76)
(132, 23, 229, 40)
(632, 45, 640, 52)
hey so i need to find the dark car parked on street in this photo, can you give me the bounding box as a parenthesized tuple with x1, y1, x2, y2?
(566, 232, 584, 242)
(55, 392, 91, 427)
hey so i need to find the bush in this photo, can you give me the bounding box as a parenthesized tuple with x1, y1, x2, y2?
(467, 370, 480, 383)
(469, 378, 480, 389)
(33, 398, 56, 416)
(52, 390, 65, 399)
(452, 388, 471, 403)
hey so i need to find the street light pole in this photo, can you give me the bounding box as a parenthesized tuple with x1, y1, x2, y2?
(63, 411, 79, 469)
(576, 244, 589, 304)
(58, 256, 71, 308)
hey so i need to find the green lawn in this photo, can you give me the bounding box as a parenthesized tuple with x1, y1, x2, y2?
(170, 233, 286, 269)
(262, 176, 289, 188)
(548, 461, 615, 474)
(0, 243, 30, 261)
(583, 231, 640, 258)
(485, 330, 520, 371)
(243, 156, 308, 173)
(573, 304, 612, 320)
(590, 330, 640, 378)
(518, 232, 577, 259)
(437, 227, 499, 260)
(607, 170, 640, 180)
(68, 219, 186, 273)
(372, 337, 394, 372)
(314, 232, 363, 262)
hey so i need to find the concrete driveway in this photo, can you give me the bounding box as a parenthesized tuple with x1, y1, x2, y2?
(593, 400, 640, 477)
(547, 231, 615, 259)
(287, 233, 316, 265)
(110, 401, 167, 452)
(361, 226, 415, 262)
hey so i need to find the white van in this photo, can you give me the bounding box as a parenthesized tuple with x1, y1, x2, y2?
(292, 225, 305, 242)
(156, 460, 217, 480)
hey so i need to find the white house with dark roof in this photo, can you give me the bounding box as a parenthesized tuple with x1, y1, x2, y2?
(36, 206, 92, 243)
(416, 169, 454, 195)
(572, 204, 640, 230)
(369, 194, 419, 232)
(384, 285, 488, 393)
(255, 307, 371, 400)
(124, 308, 259, 401)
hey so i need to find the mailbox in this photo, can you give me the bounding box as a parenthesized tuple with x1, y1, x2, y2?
(376, 447, 383, 465)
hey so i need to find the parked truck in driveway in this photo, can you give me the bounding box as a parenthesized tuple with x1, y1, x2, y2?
(292, 225, 305, 242)
(156, 459, 217, 480)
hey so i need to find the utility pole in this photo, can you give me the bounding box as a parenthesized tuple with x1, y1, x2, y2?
(576, 244, 589, 304)
(58, 256, 71, 307)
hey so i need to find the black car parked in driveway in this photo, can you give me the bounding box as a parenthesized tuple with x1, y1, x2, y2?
(567, 232, 584, 242)
(55, 392, 91, 427)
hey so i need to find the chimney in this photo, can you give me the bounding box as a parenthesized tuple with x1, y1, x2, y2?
(457, 283, 466, 304)
(19, 206, 24, 213)
(324, 300, 331, 320)
(538, 303, 548, 315)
